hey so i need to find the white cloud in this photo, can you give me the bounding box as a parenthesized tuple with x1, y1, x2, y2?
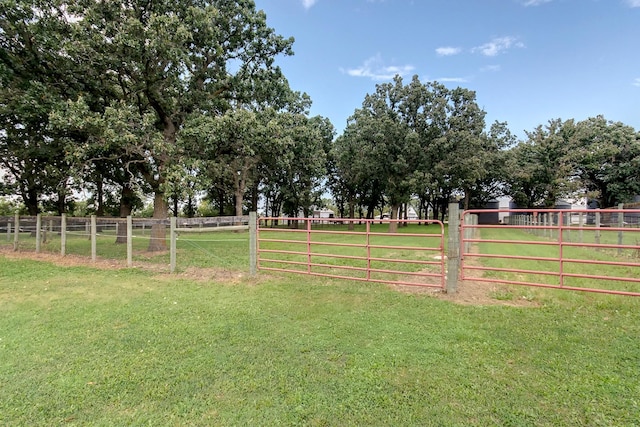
(344, 54, 415, 81)
(472, 36, 524, 57)
(436, 46, 462, 56)
(625, 0, 640, 7)
(437, 77, 468, 83)
(480, 65, 501, 72)
(521, 0, 552, 6)
(633, 78, 640, 87)
(301, 0, 318, 10)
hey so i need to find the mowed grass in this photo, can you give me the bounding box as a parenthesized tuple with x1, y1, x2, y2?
(2, 255, 640, 426)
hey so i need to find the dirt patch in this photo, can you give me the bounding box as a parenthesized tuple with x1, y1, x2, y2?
(389, 246, 539, 307)
(0, 246, 256, 284)
(390, 280, 538, 307)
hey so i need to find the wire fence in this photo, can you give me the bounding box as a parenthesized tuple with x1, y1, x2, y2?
(0, 214, 252, 273)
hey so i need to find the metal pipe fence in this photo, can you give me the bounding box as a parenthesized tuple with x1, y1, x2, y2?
(461, 208, 640, 296)
(257, 217, 446, 288)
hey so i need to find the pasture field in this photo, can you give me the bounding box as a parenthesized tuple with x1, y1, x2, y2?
(1, 244, 640, 426)
(469, 226, 640, 295)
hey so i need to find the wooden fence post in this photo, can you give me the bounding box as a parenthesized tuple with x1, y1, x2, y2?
(446, 203, 460, 294)
(127, 216, 133, 267)
(249, 211, 257, 276)
(170, 217, 177, 273)
(595, 210, 601, 248)
(91, 215, 97, 262)
(13, 213, 19, 251)
(61, 213, 66, 256)
(36, 214, 42, 253)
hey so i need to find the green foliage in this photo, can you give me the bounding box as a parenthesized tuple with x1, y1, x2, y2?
(504, 119, 576, 208)
(0, 198, 24, 216)
(334, 75, 499, 222)
(568, 115, 640, 207)
(505, 116, 640, 208)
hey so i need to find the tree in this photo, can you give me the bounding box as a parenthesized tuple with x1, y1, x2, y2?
(53, 0, 296, 250)
(504, 119, 576, 208)
(427, 86, 488, 211)
(342, 76, 420, 232)
(260, 112, 332, 221)
(0, 1, 77, 214)
(568, 116, 640, 207)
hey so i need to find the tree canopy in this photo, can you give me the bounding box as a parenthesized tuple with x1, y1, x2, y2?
(2, 1, 639, 231)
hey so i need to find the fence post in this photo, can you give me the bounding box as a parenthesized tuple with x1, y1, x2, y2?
(446, 203, 460, 294)
(249, 212, 257, 276)
(13, 212, 19, 251)
(127, 216, 133, 267)
(7, 220, 11, 242)
(36, 214, 42, 253)
(463, 214, 472, 254)
(595, 210, 601, 248)
(617, 203, 624, 255)
(91, 215, 97, 262)
(61, 213, 66, 256)
(170, 217, 177, 273)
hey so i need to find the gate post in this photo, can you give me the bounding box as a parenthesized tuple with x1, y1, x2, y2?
(13, 212, 19, 251)
(447, 203, 460, 294)
(36, 214, 42, 253)
(170, 217, 177, 273)
(91, 215, 97, 262)
(249, 211, 257, 276)
(61, 213, 66, 257)
(127, 216, 133, 267)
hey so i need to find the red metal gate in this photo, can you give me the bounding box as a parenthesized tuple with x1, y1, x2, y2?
(257, 217, 445, 288)
(461, 208, 640, 296)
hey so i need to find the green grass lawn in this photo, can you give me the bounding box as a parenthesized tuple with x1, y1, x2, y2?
(1, 255, 640, 426)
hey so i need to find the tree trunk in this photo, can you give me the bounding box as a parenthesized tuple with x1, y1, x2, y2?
(250, 183, 259, 213)
(173, 194, 179, 217)
(348, 194, 355, 231)
(115, 185, 135, 244)
(185, 194, 196, 218)
(56, 189, 66, 215)
(234, 190, 244, 224)
(147, 191, 168, 252)
(24, 189, 39, 216)
(388, 203, 400, 233)
(463, 189, 471, 211)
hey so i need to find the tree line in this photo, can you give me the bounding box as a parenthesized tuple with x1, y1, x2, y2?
(2, 1, 639, 246)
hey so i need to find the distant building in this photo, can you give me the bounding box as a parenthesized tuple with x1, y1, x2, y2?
(375, 205, 418, 220)
(311, 207, 335, 224)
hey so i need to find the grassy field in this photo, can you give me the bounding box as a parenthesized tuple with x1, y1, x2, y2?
(2, 250, 640, 425)
(468, 226, 640, 294)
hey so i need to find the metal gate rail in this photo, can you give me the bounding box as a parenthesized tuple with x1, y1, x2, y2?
(258, 217, 445, 288)
(461, 208, 640, 296)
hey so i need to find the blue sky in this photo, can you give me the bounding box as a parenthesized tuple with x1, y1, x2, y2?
(253, 0, 640, 140)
